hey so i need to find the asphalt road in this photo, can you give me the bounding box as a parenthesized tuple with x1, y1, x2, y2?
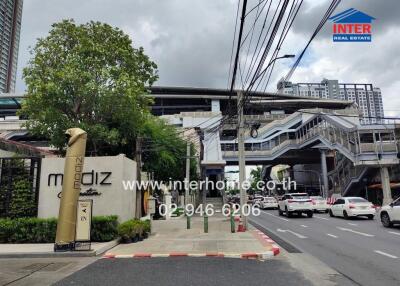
(250, 209, 400, 286)
(55, 257, 314, 286)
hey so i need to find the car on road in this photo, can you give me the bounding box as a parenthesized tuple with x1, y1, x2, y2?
(329, 197, 375, 219)
(254, 196, 278, 209)
(278, 193, 314, 218)
(379, 197, 400, 227)
(310, 196, 329, 213)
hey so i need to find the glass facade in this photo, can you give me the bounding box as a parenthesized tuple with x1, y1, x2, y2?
(0, 0, 23, 93)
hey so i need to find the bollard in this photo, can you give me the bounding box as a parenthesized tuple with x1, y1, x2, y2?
(204, 214, 208, 233)
(186, 214, 191, 229)
(230, 207, 235, 233)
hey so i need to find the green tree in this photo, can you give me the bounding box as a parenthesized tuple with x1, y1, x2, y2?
(142, 117, 198, 182)
(250, 166, 263, 192)
(20, 20, 158, 156)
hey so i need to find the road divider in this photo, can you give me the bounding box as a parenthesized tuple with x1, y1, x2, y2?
(374, 250, 398, 259)
(262, 211, 289, 222)
(314, 216, 330, 221)
(388, 231, 400, 236)
(326, 234, 338, 238)
(336, 227, 374, 237)
(277, 229, 307, 239)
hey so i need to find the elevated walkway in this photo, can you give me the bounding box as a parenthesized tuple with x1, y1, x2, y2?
(220, 110, 398, 167)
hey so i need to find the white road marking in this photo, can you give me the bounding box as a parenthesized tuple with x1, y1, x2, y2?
(388, 231, 400, 236)
(348, 223, 358, 226)
(374, 250, 398, 259)
(300, 225, 308, 228)
(336, 227, 374, 237)
(326, 234, 338, 238)
(263, 211, 289, 222)
(277, 229, 307, 239)
(314, 216, 330, 221)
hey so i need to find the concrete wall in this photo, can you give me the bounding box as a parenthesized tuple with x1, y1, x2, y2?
(0, 149, 16, 157)
(38, 154, 137, 222)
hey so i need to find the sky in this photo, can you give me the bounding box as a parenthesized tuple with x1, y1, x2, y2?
(16, 0, 400, 116)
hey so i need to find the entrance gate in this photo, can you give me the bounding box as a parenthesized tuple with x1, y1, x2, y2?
(0, 157, 41, 218)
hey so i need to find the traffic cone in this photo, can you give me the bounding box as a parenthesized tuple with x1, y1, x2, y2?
(237, 218, 246, 232)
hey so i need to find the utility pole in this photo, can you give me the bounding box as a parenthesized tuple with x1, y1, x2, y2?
(237, 91, 247, 230)
(320, 150, 329, 198)
(185, 141, 191, 207)
(135, 137, 142, 218)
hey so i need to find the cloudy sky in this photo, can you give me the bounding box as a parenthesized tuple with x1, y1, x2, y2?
(16, 0, 400, 116)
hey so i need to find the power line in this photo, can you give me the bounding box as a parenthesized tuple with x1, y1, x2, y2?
(227, 0, 242, 89)
(244, 0, 280, 85)
(250, 0, 301, 93)
(284, 0, 341, 81)
(229, 0, 248, 94)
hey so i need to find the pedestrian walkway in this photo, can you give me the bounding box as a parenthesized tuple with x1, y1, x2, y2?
(105, 215, 279, 259)
(0, 239, 119, 258)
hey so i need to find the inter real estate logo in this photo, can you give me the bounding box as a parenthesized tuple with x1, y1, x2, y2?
(329, 8, 375, 42)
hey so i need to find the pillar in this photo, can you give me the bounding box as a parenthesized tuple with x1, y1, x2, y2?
(380, 167, 393, 206)
(165, 194, 172, 220)
(320, 150, 329, 198)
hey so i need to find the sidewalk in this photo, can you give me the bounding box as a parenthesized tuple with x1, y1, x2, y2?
(0, 239, 119, 258)
(105, 215, 280, 259)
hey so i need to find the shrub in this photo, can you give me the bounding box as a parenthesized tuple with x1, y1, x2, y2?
(117, 219, 150, 242)
(91, 215, 118, 242)
(0, 217, 57, 243)
(0, 216, 118, 243)
(117, 220, 136, 242)
(142, 219, 151, 233)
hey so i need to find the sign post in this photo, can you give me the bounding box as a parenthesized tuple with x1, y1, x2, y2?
(54, 128, 87, 252)
(74, 200, 93, 251)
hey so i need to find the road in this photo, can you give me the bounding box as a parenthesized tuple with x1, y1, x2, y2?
(55, 257, 315, 286)
(250, 209, 400, 286)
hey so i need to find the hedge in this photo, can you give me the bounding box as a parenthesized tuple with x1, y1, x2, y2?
(0, 215, 118, 243)
(117, 219, 151, 243)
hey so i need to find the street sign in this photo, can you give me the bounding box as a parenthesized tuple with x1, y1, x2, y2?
(75, 200, 92, 250)
(148, 196, 156, 215)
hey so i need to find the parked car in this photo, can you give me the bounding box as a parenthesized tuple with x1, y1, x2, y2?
(379, 197, 400, 227)
(278, 193, 314, 218)
(329, 197, 375, 219)
(310, 196, 329, 213)
(254, 197, 278, 209)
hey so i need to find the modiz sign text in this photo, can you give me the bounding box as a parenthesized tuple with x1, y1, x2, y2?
(329, 8, 375, 42)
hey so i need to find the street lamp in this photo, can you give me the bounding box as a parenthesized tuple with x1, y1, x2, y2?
(250, 54, 295, 85)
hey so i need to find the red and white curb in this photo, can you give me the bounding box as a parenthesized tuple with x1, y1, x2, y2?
(103, 252, 275, 259)
(253, 230, 280, 256)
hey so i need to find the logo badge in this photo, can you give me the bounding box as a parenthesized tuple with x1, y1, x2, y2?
(329, 8, 375, 42)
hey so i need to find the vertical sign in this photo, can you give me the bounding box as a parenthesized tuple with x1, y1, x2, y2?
(75, 200, 92, 242)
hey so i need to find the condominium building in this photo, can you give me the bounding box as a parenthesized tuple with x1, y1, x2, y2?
(277, 78, 384, 123)
(0, 0, 23, 93)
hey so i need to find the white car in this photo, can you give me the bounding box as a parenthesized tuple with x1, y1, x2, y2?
(310, 196, 329, 213)
(379, 197, 400, 227)
(254, 197, 278, 209)
(329, 197, 375, 219)
(278, 193, 314, 218)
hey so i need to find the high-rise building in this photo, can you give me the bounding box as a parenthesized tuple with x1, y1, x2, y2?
(0, 0, 23, 93)
(277, 78, 384, 124)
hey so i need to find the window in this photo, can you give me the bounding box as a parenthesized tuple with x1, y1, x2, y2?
(334, 199, 344, 205)
(348, 198, 368, 203)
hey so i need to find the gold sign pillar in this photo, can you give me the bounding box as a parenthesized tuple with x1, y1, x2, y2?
(54, 128, 87, 251)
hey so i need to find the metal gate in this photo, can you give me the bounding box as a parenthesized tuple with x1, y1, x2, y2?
(0, 157, 41, 218)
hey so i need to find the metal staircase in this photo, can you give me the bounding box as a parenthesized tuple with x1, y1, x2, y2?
(221, 110, 399, 167)
(328, 155, 369, 197)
